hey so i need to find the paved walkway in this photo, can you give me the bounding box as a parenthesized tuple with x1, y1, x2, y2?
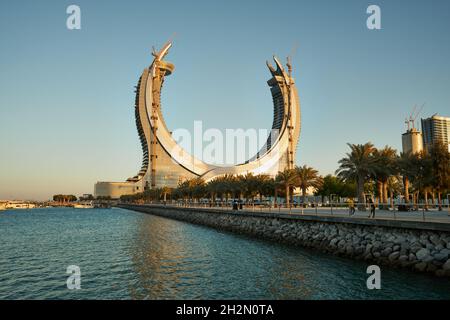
(167, 204, 450, 224)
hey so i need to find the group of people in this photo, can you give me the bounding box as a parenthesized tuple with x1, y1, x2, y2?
(346, 198, 376, 218)
(232, 199, 243, 210)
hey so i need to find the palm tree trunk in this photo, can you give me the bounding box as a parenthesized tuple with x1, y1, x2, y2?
(390, 190, 394, 209)
(274, 188, 278, 208)
(424, 190, 428, 210)
(383, 181, 388, 207)
(377, 180, 383, 208)
(285, 185, 290, 208)
(404, 177, 410, 204)
(357, 174, 365, 211)
(438, 192, 442, 211)
(302, 188, 306, 207)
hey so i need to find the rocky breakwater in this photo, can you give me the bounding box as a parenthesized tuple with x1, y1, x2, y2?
(121, 204, 450, 278)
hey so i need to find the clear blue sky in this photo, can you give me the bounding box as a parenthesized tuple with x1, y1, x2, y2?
(1, 0, 449, 200)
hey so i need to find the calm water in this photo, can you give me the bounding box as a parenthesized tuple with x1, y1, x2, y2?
(0, 207, 449, 300)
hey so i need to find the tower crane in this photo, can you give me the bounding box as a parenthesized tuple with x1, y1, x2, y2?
(409, 103, 425, 130)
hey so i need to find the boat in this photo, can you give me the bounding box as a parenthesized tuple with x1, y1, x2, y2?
(93, 202, 112, 209)
(73, 201, 94, 209)
(5, 201, 36, 209)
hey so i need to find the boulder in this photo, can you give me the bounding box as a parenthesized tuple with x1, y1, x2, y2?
(330, 238, 339, 247)
(433, 253, 449, 262)
(381, 247, 393, 257)
(430, 235, 442, 246)
(400, 247, 408, 256)
(388, 251, 400, 262)
(410, 242, 423, 253)
(373, 241, 382, 251)
(394, 236, 406, 244)
(401, 242, 410, 251)
(416, 248, 430, 261)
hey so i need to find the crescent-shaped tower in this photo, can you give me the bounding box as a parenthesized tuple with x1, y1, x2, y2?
(94, 41, 301, 198)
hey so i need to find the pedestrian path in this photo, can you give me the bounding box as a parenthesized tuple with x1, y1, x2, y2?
(168, 204, 450, 224)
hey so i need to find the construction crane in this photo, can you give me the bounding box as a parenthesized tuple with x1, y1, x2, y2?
(405, 103, 425, 131)
(404, 117, 411, 131)
(410, 103, 425, 130)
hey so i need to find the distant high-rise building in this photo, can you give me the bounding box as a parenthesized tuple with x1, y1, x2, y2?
(402, 128, 423, 154)
(421, 114, 450, 152)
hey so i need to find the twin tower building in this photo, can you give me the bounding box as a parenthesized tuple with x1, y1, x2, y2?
(95, 41, 301, 199)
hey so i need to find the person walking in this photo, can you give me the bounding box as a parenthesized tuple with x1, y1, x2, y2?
(348, 198, 355, 216)
(232, 199, 238, 210)
(368, 198, 376, 218)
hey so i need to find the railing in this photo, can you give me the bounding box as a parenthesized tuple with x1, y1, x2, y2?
(121, 200, 450, 223)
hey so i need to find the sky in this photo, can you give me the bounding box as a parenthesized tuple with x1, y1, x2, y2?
(1, 0, 449, 200)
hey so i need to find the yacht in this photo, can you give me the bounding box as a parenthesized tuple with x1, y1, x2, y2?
(5, 201, 36, 209)
(74, 201, 94, 209)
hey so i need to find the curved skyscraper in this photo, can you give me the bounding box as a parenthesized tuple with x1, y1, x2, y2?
(95, 41, 301, 198)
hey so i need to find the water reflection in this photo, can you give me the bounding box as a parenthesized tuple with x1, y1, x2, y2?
(129, 213, 450, 300)
(131, 215, 210, 299)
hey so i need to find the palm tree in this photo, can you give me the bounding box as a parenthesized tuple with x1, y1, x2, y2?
(190, 178, 206, 202)
(240, 173, 259, 203)
(373, 146, 398, 207)
(294, 165, 323, 206)
(161, 186, 172, 203)
(177, 179, 191, 204)
(387, 175, 402, 209)
(206, 178, 221, 205)
(222, 174, 237, 205)
(429, 141, 450, 210)
(336, 143, 377, 210)
(255, 174, 272, 202)
(276, 169, 297, 208)
(418, 152, 433, 210)
(398, 152, 415, 204)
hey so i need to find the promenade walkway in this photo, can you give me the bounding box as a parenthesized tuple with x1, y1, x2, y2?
(162, 203, 450, 225)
